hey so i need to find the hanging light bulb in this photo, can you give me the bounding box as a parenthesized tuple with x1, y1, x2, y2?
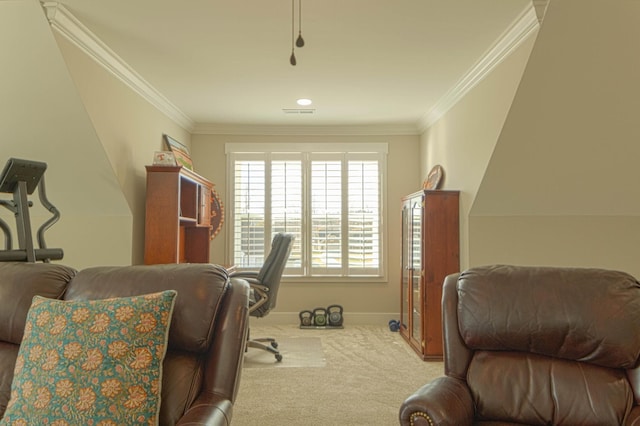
(296, 0, 305, 47)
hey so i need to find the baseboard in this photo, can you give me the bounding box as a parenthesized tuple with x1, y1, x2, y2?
(250, 312, 399, 327)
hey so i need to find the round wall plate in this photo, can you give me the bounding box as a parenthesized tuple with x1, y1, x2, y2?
(423, 165, 444, 190)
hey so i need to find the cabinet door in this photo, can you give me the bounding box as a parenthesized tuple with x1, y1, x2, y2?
(410, 199, 423, 343)
(401, 200, 411, 330)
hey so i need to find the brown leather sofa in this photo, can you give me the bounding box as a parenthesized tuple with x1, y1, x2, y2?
(400, 264, 640, 426)
(0, 262, 250, 426)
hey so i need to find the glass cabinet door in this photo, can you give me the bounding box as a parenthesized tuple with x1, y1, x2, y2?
(400, 200, 410, 329)
(410, 200, 422, 341)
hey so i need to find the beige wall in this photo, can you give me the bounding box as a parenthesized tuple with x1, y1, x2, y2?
(470, 0, 640, 277)
(192, 134, 420, 320)
(420, 28, 537, 270)
(0, 0, 131, 269)
(53, 34, 191, 265)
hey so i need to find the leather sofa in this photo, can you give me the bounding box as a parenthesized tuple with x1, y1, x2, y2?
(400, 264, 640, 426)
(0, 261, 250, 426)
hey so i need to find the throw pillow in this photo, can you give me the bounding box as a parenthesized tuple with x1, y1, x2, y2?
(0, 290, 177, 426)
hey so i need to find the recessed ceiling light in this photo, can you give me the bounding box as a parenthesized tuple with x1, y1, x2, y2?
(296, 98, 312, 106)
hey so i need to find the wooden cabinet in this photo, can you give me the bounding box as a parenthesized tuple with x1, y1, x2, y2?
(144, 166, 213, 264)
(400, 190, 459, 360)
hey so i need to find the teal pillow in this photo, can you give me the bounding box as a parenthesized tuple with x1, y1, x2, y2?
(0, 290, 177, 426)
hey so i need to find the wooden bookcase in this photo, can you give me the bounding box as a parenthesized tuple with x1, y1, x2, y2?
(400, 190, 459, 360)
(144, 166, 213, 264)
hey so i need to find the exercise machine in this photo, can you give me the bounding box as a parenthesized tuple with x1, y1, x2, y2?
(0, 158, 63, 262)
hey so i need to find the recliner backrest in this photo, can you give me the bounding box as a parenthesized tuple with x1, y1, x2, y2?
(64, 263, 231, 426)
(443, 265, 640, 426)
(254, 233, 294, 314)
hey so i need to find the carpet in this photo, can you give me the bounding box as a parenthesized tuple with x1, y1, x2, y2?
(233, 324, 444, 426)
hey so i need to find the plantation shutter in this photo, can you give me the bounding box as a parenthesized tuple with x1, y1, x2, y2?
(232, 160, 265, 268)
(227, 143, 386, 279)
(347, 159, 380, 274)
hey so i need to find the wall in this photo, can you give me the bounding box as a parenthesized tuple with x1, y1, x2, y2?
(192, 133, 421, 322)
(52, 33, 191, 265)
(0, 0, 131, 269)
(470, 0, 640, 277)
(420, 27, 537, 270)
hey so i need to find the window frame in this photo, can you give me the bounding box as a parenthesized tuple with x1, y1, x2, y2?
(225, 142, 388, 282)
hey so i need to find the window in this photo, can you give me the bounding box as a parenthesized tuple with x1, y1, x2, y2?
(226, 143, 387, 279)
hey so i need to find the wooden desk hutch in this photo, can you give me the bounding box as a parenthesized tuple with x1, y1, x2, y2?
(400, 190, 459, 360)
(144, 165, 213, 264)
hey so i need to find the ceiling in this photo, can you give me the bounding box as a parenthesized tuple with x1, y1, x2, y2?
(50, 0, 534, 133)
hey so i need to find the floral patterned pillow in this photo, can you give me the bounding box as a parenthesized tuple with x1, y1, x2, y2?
(0, 290, 177, 426)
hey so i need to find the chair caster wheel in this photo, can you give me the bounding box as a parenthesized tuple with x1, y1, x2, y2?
(271, 342, 278, 349)
(275, 354, 283, 362)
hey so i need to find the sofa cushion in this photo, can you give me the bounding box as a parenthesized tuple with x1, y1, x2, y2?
(0, 263, 76, 345)
(468, 350, 633, 425)
(0, 291, 176, 426)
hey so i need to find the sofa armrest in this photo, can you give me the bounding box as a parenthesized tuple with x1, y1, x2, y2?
(203, 278, 250, 405)
(176, 392, 232, 426)
(399, 376, 474, 426)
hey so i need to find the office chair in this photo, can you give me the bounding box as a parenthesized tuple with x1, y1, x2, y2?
(230, 233, 294, 362)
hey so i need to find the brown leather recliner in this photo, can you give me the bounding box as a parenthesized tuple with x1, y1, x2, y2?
(0, 262, 250, 426)
(400, 264, 640, 426)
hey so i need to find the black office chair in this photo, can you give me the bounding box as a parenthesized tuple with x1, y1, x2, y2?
(230, 233, 294, 362)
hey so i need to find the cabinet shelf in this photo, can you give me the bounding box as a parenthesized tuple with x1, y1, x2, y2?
(400, 190, 459, 361)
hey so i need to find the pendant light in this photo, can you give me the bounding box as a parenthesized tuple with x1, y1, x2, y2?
(296, 0, 305, 47)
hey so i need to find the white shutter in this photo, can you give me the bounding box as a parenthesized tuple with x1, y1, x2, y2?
(271, 159, 302, 271)
(348, 160, 380, 273)
(232, 160, 265, 268)
(310, 160, 342, 274)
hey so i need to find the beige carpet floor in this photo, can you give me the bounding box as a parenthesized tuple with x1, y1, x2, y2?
(232, 324, 444, 426)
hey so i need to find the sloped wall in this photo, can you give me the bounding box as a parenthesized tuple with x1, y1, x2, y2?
(421, 30, 537, 270)
(52, 31, 191, 265)
(470, 0, 640, 276)
(0, 0, 131, 268)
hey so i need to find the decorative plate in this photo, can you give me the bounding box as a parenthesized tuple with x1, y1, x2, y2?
(210, 187, 224, 239)
(423, 165, 444, 190)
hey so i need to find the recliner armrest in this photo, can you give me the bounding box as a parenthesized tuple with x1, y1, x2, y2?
(399, 376, 474, 426)
(176, 392, 232, 426)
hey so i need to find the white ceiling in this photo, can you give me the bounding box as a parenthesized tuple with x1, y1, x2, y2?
(49, 0, 534, 133)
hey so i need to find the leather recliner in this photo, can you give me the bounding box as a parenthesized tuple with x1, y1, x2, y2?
(400, 264, 640, 426)
(0, 262, 250, 426)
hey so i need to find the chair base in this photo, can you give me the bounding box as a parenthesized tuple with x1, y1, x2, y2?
(247, 336, 283, 362)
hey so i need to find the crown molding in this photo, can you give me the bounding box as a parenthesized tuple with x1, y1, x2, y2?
(416, 4, 539, 133)
(41, 2, 194, 132)
(40, 1, 538, 137)
(532, 0, 550, 23)
(192, 123, 420, 136)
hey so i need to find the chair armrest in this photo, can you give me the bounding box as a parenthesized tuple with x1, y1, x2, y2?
(176, 392, 232, 426)
(247, 281, 269, 313)
(228, 271, 259, 279)
(399, 376, 474, 426)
